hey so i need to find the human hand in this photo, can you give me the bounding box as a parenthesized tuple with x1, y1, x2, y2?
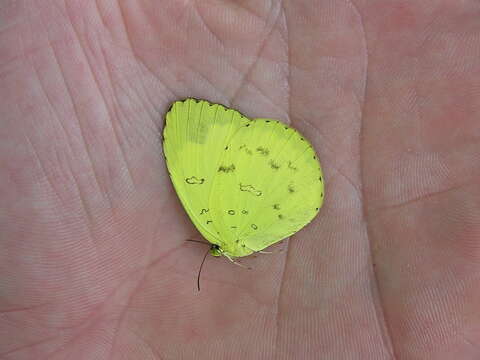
(1, 1, 479, 359)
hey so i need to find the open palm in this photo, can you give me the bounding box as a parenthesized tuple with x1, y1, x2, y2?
(1, 1, 479, 359)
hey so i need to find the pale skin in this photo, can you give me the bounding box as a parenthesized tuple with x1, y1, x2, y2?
(1, 1, 480, 359)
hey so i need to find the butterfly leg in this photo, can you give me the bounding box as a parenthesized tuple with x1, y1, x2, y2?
(223, 253, 252, 270)
(243, 243, 278, 254)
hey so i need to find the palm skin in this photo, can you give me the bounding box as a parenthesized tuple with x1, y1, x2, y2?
(1, 1, 479, 359)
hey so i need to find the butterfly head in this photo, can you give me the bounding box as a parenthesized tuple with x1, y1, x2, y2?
(209, 244, 222, 257)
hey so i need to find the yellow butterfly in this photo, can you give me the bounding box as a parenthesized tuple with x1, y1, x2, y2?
(163, 99, 324, 262)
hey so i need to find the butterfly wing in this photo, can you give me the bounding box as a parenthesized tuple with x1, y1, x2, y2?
(210, 118, 324, 257)
(163, 99, 251, 246)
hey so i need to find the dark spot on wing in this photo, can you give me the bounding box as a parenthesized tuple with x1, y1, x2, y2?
(269, 160, 280, 170)
(207, 220, 213, 224)
(218, 164, 236, 173)
(186, 176, 205, 185)
(273, 204, 280, 210)
(278, 214, 284, 220)
(200, 208, 209, 215)
(228, 210, 235, 215)
(288, 184, 295, 193)
(256, 147, 270, 156)
(288, 161, 298, 171)
(251, 224, 258, 230)
(239, 183, 262, 196)
(242, 210, 249, 215)
(239, 144, 253, 155)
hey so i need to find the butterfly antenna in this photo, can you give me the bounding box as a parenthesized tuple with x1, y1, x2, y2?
(197, 247, 211, 291)
(186, 239, 209, 245)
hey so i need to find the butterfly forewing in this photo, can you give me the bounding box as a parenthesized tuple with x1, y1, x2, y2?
(163, 99, 250, 247)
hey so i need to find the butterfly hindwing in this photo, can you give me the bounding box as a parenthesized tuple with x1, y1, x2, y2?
(210, 119, 324, 256)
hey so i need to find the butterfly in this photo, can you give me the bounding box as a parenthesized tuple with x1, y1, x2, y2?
(163, 99, 324, 264)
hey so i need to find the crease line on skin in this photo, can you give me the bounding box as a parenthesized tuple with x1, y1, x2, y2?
(348, 0, 399, 357)
(371, 180, 478, 213)
(45, 6, 113, 210)
(193, 0, 225, 47)
(274, 1, 289, 357)
(69, 24, 137, 188)
(0, 335, 59, 358)
(229, 3, 283, 106)
(117, 1, 179, 99)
